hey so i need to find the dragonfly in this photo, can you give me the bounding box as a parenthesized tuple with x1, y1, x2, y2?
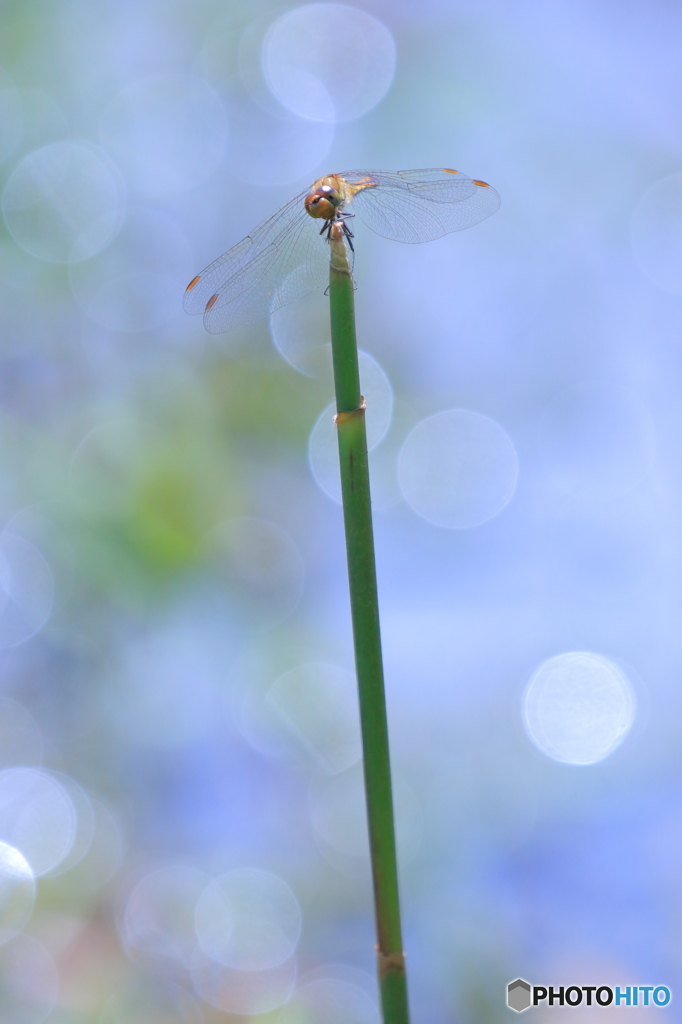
(184, 168, 500, 334)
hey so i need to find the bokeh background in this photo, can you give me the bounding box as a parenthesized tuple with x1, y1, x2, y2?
(0, 1, 681, 1021)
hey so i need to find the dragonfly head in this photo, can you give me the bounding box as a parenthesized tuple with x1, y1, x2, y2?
(304, 185, 342, 221)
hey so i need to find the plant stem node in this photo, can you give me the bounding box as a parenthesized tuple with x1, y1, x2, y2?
(377, 949, 407, 977)
(334, 396, 367, 426)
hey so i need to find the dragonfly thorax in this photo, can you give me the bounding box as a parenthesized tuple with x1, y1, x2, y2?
(304, 184, 343, 221)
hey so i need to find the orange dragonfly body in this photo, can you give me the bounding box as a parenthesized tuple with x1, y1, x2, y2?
(184, 168, 499, 334)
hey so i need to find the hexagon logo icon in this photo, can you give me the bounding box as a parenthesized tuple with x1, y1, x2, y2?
(507, 979, 531, 1012)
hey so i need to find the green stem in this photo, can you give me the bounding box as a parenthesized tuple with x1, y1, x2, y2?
(328, 228, 410, 1024)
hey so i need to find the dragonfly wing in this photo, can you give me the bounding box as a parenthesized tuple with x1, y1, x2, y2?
(340, 168, 500, 244)
(204, 220, 329, 334)
(183, 188, 330, 333)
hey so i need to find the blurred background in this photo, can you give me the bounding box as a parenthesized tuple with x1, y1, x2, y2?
(0, 0, 681, 1021)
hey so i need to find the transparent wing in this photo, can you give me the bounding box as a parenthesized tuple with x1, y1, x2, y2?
(339, 168, 500, 244)
(183, 187, 330, 333)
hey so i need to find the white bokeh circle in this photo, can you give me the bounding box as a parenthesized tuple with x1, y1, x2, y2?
(262, 4, 396, 122)
(236, 650, 338, 769)
(195, 867, 302, 971)
(267, 661, 362, 773)
(523, 652, 636, 765)
(2, 141, 125, 262)
(398, 409, 518, 528)
(121, 864, 207, 972)
(100, 74, 228, 196)
(0, 768, 77, 877)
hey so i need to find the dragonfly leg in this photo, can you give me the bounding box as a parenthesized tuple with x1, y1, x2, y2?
(341, 218, 355, 252)
(323, 215, 354, 253)
(340, 216, 354, 238)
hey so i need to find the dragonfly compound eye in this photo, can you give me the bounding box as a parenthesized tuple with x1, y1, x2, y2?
(304, 192, 337, 220)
